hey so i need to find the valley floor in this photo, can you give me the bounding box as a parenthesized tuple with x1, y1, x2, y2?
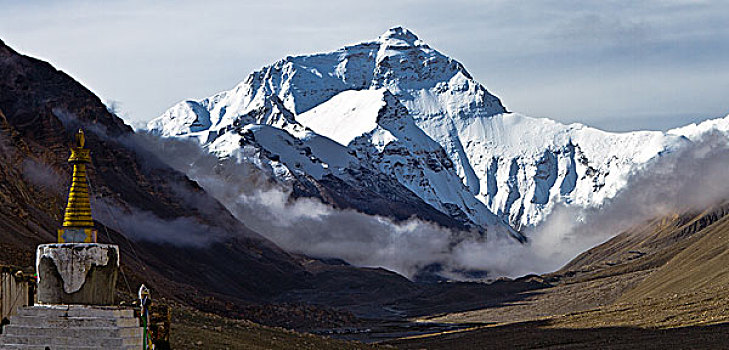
(385, 278, 729, 349)
(385, 205, 729, 349)
(377, 279, 729, 349)
(172, 280, 729, 350)
(171, 307, 387, 350)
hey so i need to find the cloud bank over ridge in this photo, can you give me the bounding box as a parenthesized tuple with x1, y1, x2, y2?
(133, 129, 729, 279)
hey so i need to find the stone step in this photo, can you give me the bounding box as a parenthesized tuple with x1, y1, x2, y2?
(17, 306, 135, 319)
(8, 315, 140, 328)
(0, 334, 143, 347)
(3, 325, 143, 338)
(0, 306, 144, 349)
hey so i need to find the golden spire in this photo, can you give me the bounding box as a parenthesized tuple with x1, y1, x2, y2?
(58, 129, 97, 243)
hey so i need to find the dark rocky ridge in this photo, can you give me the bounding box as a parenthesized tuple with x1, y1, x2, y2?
(0, 37, 309, 314)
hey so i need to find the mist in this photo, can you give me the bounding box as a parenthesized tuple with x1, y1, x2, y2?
(133, 129, 729, 279)
(92, 199, 230, 247)
(22, 159, 64, 192)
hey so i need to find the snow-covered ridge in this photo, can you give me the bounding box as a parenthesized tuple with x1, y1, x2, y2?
(148, 26, 723, 232)
(456, 113, 687, 226)
(668, 114, 729, 141)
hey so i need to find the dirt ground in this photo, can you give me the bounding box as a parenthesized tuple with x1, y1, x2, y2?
(170, 307, 391, 350)
(388, 281, 729, 349)
(387, 320, 729, 350)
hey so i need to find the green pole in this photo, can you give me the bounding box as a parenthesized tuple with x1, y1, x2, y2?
(142, 311, 148, 350)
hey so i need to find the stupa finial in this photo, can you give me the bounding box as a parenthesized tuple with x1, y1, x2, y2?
(58, 129, 97, 243)
(75, 128, 85, 148)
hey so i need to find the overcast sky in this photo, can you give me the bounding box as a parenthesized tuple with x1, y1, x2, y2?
(1, 0, 727, 131)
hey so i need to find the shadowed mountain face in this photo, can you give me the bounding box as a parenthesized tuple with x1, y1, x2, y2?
(0, 37, 311, 302)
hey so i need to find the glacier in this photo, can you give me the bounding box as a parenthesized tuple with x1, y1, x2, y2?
(148, 26, 728, 236)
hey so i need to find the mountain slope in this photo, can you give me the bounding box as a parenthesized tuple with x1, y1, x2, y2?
(618, 205, 729, 301)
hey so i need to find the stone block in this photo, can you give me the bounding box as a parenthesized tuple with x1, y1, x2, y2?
(36, 244, 120, 306)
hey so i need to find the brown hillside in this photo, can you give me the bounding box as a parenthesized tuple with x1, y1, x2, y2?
(620, 205, 729, 301)
(392, 204, 729, 348)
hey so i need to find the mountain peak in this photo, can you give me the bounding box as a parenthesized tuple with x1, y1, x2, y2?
(378, 26, 420, 46)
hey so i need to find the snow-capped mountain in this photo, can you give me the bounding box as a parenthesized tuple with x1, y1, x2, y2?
(148, 26, 723, 235)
